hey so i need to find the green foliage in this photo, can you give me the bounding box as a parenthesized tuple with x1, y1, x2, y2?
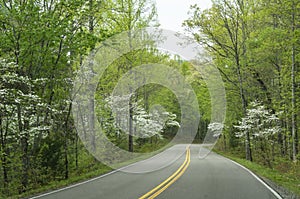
(185, 0, 300, 193)
(0, 0, 162, 197)
(1, 0, 298, 197)
(185, 0, 300, 156)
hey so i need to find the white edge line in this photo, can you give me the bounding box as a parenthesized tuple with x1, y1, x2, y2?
(226, 158, 283, 199)
(29, 169, 118, 199)
(29, 144, 187, 199)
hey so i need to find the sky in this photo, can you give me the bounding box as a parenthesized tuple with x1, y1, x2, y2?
(155, 0, 212, 32)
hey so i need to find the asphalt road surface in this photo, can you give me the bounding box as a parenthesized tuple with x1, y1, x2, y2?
(30, 144, 282, 199)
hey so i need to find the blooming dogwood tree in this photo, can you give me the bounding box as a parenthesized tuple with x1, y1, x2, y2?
(104, 95, 180, 140)
(234, 101, 281, 165)
(207, 122, 224, 138)
(235, 101, 281, 139)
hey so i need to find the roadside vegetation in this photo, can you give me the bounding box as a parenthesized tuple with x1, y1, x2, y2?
(184, 0, 300, 197)
(216, 149, 300, 198)
(0, 0, 299, 198)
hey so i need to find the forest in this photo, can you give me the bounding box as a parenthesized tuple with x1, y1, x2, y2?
(0, 0, 299, 198)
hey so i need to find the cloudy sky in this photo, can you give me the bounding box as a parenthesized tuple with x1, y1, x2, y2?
(155, 0, 212, 32)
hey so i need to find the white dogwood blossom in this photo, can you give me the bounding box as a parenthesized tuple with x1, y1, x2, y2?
(105, 95, 180, 139)
(234, 101, 281, 139)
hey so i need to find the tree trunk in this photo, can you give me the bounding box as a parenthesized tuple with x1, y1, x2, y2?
(245, 131, 252, 161)
(291, 0, 298, 162)
(17, 105, 29, 193)
(64, 102, 72, 179)
(127, 0, 134, 151)
(88, 0, 96, 153)
(0, 117, 9, 194)
(64, 139, 69, 179)
(89, 0, 94, 33)
(89, 97, 96, 152)
(129, 100, 134, 152)
(75, 130, 79, 170)
(234, 0, 251, 161)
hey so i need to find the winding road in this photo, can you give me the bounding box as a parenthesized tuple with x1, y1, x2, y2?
(30, 144, 282, 199)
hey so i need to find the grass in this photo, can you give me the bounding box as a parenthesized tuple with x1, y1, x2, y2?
(14, 141, 173, 199)
(215, 150, 300, 198)
(13, 164, 113, 199)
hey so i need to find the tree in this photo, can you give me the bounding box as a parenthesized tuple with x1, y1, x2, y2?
(235, 101, 281, 165)
(0, 0, 98, 194)
(290, 0, 298, 162)
(248, 0, 300, 161)
(0, 59, 50, 193)
(105, 94, 179, 143)
(184, 0, 300, 162)
(95, 0, 157, 152)
(184, 0, 254, 160)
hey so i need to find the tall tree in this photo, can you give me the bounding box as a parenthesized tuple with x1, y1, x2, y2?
(0, 0, 97, 194)
(102, 0, 157, 152)
(184, 0, 254, 161)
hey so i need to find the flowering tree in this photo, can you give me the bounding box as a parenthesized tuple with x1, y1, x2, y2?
(235, 101, 281, 138)
(207, 122, 224, 138)
(0, 59, 51, 192)
(133, 104, 180, 139)
(103, 95, 180, 147)
(235, 101, 281, 166)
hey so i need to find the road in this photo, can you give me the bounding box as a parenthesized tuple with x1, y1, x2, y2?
(30, 144, 281, 199)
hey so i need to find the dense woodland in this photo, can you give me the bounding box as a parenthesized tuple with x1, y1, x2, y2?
(184, 0, 299, 163)
(0, 0, 299, 198)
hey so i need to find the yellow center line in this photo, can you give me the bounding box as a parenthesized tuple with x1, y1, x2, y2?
(139, 147, 191, 199)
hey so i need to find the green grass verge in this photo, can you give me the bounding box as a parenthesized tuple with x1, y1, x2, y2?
(215, 150, 300, 197)
(12, 166, 113, 199)
(15, 141, 173, 199)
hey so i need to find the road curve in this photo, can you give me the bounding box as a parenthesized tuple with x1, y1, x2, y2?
(156, 145, 281, 199)
(30, 144, 281, 199)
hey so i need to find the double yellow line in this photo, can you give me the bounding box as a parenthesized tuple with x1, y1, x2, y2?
(139, 147, 191, 199)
